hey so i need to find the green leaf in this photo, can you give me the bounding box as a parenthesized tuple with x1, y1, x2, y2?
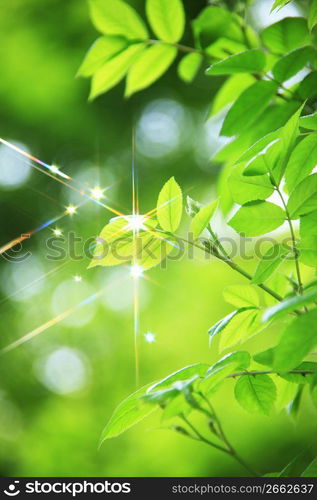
(272, 104, 303, 185)
(218, 309, 263, 351)
(273, 310, 317, 371)
(252, 243, 289, 284)
(243, 139, 282, 176)
(208, 307, 257, 343)
(190, 200, 218, 238)
(206, 50, 266, 75)
(78, 36, 128, 77)
(146, 0, 185, 43)
(125, 44, 177, 97)
(300, 211, 317, 267)
(272, 46, 316, 83)
(261, 18, 310, 55)
(89, 43, 145, 99)
(279, 362, 317, 384)
(285, 134, 317, 192)
(100, 384, 155, 442)
(274, 377, 298, 410)
(229, 164, 274, 204)
(177, 53, 203, 83)
(300, 111, 317, 130)
(271, 0, 291, 11)
(262, 288, 317, 322)
(89, 0, 148, 39)
(234, 374, 276, 415)
(223, 285, 259, 308)
(200, 351, 250, 393)
(308, 0, 317, 31)
(210, 74, 255, 116)
(298, 71, 317, 100)
(287, 173, 317, 219)
(156, 177, 183, 232)
(148, 363, 209, 393)
(253, 348, 274, 367)
(302, 458, 317, 477)
(228, 201, 285, 236)
(221, 81, 278, 137)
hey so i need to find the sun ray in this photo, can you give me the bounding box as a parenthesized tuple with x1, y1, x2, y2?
(0, 276, 127, 355)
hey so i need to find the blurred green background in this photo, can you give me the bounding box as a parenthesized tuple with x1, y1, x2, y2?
(0, 0, 316, 477)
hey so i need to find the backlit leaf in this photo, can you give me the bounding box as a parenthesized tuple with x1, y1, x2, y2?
(146, 0, 185, 43)
(287, 173, 317, 218)
(206, 50, 266, 75)
(156, 177, 183, 232)
(228, 201, 285, 236)
(78, 36, 128, 77)
(252, 243, 289, 284)
(190, 200, 218, 238)
(234, 374, 276, 415)
(89, 0, 148, 39)
(178, 53, 203, 83)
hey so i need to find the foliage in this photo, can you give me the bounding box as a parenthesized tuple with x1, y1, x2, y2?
(84, 0, 317, 477)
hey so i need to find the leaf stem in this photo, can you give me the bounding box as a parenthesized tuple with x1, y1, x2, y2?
(275, 186, 304, 295)
(198, 394, 259, 476)
(180, 414, 229, 453)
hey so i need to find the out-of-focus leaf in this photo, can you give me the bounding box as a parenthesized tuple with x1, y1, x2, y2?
(253, 348, 274, 367)
(177, 53, 203, 83)
(228, 201, 285, 236)
(208, 307, 257, 343)
(157, 177, 183, 232)
(146, 0, 185, 43)
(148, 363, 209, 393)
(300, 111, 317, 130)
(89, 0, 149, 39)
(308, 0, 317, 31)
(297, 71, 317, 100)
(200, 351, 250, 394)
(300, 211, 317, 267)
(210, 74, 255, 116)
(78, 36, 128, 77)
(301, 458, 317, 477)
(125, 44, 177, 96)
(89, 43, 145, 99)
(234, 374, 276, 415)
(220, 81, 278, 137)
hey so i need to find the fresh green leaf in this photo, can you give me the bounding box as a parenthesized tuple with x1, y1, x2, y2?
(234, 374, 276, 415)
(210, 74, 255, 116)
(190, 200, 218, 238)
(253, 348, 274, 367)
(228, 201, 285, 236)
(272, 46, 316, 83)
(297, 71, 317, 100)
(262, 288, 317, 322)
(274, 376, 298, 410)
(273, 310, 317, 371)
(271, 0, 291, 11)
(252, 243, 289, 284)
(156, 177, 183, 232)
(125, 44, 177, 96)
(89, 0, 148, 39)
(148, 363, 209, 392)
(223, 285, 259, 308)
(243, 139, 281, 176)
(287, 173, 317, 218)
(146, 0, 185, 43)
(229, 164, 274, 204)
(206, 50, 266, 75)
(200, 351, 250, 393)
(308, 0, 317, 31)
(300, 211, 317, 267)
(221, 81, 278, 137)
(100, 384, 155, 442)
(261, 18, 310, 55)
(219, 309, 264, 351)
(279, 362, 316, 384)
(285, 134, 317, 192)
(272, 104, 304, 185)
(208, 307, 257, 343)
(300, 111, 317, 130)
(89, 43, 145, 99)
(78, 36, 128, 77)
(177, 53, 203, 83)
